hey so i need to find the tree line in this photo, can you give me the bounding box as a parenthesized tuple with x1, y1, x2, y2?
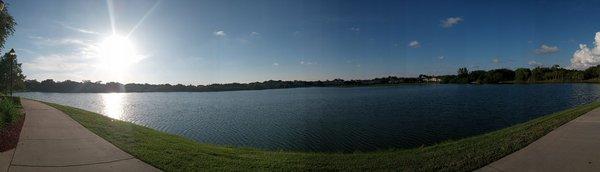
(24, 77, 424, 93)
(19, 64, 600, 93)
(441, 64, 596, 84)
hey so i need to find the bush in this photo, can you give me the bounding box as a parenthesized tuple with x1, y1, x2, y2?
(0, 97, 19, 126)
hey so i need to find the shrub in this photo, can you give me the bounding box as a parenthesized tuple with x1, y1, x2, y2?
(0, 97, 19, 125)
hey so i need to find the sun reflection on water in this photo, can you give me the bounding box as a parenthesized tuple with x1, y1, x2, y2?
(101, 93, 125, 120)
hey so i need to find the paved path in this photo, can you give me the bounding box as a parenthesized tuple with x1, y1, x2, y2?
(479, 107, 600, 172)
(4, 99, 160, 172)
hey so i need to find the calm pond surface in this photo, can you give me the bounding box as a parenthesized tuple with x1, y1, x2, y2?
(15, 84, 600, 152)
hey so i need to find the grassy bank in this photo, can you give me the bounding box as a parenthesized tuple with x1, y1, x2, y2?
(45, 101, 600, 171)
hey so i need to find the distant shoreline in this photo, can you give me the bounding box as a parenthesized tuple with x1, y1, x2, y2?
(16, 81, 600, 93)
(21, 64, 600, 93)
(20, 81, 600, 93)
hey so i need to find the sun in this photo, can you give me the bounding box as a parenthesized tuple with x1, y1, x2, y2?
(98, 35, 140, 71)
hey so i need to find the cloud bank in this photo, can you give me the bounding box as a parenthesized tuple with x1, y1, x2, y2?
(571, 32, 600, 69)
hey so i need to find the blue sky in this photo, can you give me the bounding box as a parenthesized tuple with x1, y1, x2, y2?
(4, 0, 600, 84)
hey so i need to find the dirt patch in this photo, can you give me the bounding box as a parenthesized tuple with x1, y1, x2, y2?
(0, 114, 25, 152)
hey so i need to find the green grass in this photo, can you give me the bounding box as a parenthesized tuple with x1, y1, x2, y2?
(44, 101, 600, 171)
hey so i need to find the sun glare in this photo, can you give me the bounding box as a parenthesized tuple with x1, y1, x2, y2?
(101, 93, 125, 119)
(99, 35, 140, 70)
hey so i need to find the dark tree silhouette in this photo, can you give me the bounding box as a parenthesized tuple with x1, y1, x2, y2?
(24, 76, 426, 93)
(22, 64, 600, 93)
(0, 5, 20, 94)
(514, 68, 531, 82)
(441, 65, 590, 84)
(0, 50, 25, 94)
(0, 3, 16, 50)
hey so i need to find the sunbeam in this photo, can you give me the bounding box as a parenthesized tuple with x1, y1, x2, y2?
(127, 0, 162, 38)
(106, 0, 116, 35)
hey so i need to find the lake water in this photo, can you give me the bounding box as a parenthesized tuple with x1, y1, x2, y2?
(15, 84, 600, 152)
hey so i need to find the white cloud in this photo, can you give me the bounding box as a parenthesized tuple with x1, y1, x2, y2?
(15, 48, 38, 56)
(272, 62, 279, 66)
(438, 56, 445, 60)
(349, 27, 360, 32)
(29, 36, 87, 47)
(528, 60, 543, 67)
(492, 58, 500, 64)
(23, 35, 148, 82)
(213, 30, 227, 37)
(23, 36, 100, 75)
(534, 44, 559, 55)
(59, 39, 87, 46)
(441, 17, 463, 28)
(28, 36, 101, 60)
(408, 41, 420, 48)
(64, 25, 101, 35)
(571, 32, 600, 69)
(250, 32, 260, 36)
(300, 60, 316, 65)
(57, 21, 102, 35)
(23, 54, 94, 73)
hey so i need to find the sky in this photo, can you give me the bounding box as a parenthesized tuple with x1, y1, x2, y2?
(4, 0, 600, 85)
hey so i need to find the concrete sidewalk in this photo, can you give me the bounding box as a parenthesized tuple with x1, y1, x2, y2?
(479, 107, 600, 172)
(5, 99, 160, 172)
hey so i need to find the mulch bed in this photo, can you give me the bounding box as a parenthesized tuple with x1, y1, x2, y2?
(0, 114, 25, 152)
